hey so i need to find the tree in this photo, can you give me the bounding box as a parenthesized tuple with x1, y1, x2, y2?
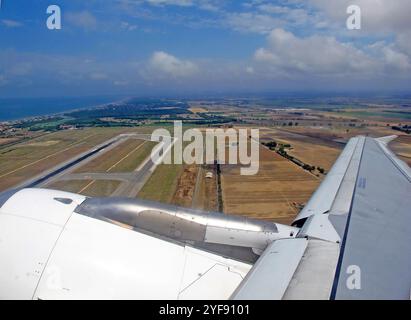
(303, 164, 315, 172)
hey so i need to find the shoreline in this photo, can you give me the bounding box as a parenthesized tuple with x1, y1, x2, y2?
(0, 96, 129, 124)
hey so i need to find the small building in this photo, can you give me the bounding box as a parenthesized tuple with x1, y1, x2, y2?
(205, 172, 214, 179)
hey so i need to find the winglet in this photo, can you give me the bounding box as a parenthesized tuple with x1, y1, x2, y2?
(376, 135, 398, 145)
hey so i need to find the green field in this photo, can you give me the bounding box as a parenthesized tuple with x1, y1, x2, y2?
(138, 164, 182, 203)
(336, 110, 411, 120)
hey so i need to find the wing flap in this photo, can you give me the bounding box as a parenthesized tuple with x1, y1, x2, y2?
(231, 238, 308, 300)
(293, 137, 362, 226)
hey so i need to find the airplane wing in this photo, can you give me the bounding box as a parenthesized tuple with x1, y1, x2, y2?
(0, 188, 297, 300)
(232, 135, 411, 300)
(0, 135, 410, 300)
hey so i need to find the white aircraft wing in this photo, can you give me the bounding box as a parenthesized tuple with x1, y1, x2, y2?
(232, 135, 411, 300)
(0, 189, 297, 300)
(0, 135, 410, 300)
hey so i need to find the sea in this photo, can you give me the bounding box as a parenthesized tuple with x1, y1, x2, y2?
(0, 96, 124, 122)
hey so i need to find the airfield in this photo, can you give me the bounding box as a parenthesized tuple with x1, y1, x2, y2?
(1, 100, 411, 224)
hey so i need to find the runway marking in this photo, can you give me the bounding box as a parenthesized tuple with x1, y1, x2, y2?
(0, 134, 97, 179)
(80, 140, 148, 194)
(106, 141, 147, 172)
(79, 180, 96, 194)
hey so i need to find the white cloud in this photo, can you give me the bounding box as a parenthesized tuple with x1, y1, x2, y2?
(250, 27, 411, 88)
(1, 19, 23, 28)
(66, 11, 98, 30)
(396, 32, 411, 57)
(90, 72, 109, 80)
(254, 28, 376, 74)
(121, 21, 138, 31)
(257, 3, 315, 25)
(298, 1, 411, 70)
(119, 0, 223, 13)
(149, 51, 198, 77)
(257, 4, 290, 15)
(114, 80, 129, 86)
(246, 66, 255, 74)
(382, 47, 411, 70)
(225, 2, 323, 34)
(146, 0, 193, 6)
(145, 0, 221, 10)
(226, 12, 283, 34)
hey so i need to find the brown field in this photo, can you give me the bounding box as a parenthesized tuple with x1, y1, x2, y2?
(260, 127, 343, 147)
(221, 145, 320, 225)
(171, 165, 199, 207)
(389, 135, 411, 166)
(192, 164, 218, 212)
(280, 124, 406, 142)
(189, 107, 208, 113)
(24, 140, 60, 147)
(260, 128, 342, 172)
(287, 143, 340, 172)
(0, 138, 19, 146)
(268, 126, 411, 168)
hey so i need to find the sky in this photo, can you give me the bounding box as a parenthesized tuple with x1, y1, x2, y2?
(0, 0, 410, 98)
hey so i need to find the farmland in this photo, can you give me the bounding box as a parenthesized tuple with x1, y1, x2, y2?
(221, 144, 320, 224)
(260, 127, 342, 172)
(389, 135, 411, 166)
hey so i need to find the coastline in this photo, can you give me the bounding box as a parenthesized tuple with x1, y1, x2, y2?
(0, 96, 129, 124)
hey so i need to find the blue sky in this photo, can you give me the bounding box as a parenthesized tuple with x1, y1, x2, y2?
(0, 0, 410, 97)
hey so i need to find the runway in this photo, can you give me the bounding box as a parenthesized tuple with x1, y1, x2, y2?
(16, 133, 175, 198)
